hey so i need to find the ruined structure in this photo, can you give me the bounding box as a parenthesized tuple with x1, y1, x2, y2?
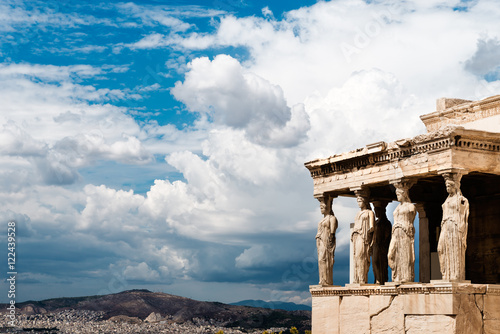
(305, 95, 500, 333)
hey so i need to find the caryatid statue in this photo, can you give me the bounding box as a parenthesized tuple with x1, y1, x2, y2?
(351, 190, 375, 284)
(316, 196, 338, 285)
(438, 172, 469, 281)
(372, 201, 392, 285)
(388, 181, 416, 282)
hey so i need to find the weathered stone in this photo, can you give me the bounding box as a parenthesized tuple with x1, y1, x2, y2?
(316, 196, 338, 286)
(368, 295, 392, 316)
(437, 172, 469, 281)
(484, 319, 500, 334)
(456, 294, 483, 334)
(370, 295, 404, 333)
(339, 295, 369, 334)
(405, 315, 456, 334)
(312, 296, 339, 334)
(145, 312, 163, 323)
(436, 97, 472, 112)
(484, 295, 500, 320)
(351, 191, 374, 284)
(403, 293, 455, 315)
(475, 294, 484, 313)
(388, 181, 416, 283)
(307, 95, 500, 334)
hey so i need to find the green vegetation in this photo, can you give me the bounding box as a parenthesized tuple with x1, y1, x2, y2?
(290, 327, 299, 334)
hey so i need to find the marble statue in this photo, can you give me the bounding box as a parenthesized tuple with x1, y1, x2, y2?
(316, 196, 338, 285)
(388, 182, 416, 282)
(438, 173, 469, 280)
(351, 192, 374, 284)
(372, 201, 392, 285)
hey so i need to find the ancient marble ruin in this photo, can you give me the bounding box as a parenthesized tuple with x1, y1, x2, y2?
(305, 95, 500, 333)
(372, 201, 391, 285)
(316, 196, 338, 286)
(351, 191, 374, 284)
(387, 181, 416, 283)
(438, 172, 470, 281)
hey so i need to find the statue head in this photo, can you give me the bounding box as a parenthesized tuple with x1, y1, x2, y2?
(443, 173, 462, 196)
(354, 188, 370, 210)
(318, 195, 334, 215)
(395, 187, 410, 203)
(373, 201, 388, 219)
(393, 180, 413, 203)
(356, 195, 369, 210)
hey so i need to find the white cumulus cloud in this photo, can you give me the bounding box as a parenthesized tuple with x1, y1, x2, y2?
(171, 54, 310, 147)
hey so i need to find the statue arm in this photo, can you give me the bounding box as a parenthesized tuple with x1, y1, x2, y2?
(315, 222, 321, 239)
(459, 196, 469, 238)
(330, 216, 338, 234)
(368, 211, 375, 233)
(368, 211, 375, 248)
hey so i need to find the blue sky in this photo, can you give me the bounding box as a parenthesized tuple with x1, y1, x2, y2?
(0, 0, 499, 305)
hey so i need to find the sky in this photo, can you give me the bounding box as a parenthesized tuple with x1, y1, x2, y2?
(0, 0, 499, 306)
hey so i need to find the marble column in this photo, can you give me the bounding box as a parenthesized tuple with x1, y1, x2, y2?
(315, 195, 338, 286)
(350, 187, 374, 284)
(372, 201, 391, 285)
(388, 180, 416, 283)
(437, 170, 470, 281)
(349, 223, 354, 284)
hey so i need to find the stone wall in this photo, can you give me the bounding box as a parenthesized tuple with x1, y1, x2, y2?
(311, 283, 500, 334)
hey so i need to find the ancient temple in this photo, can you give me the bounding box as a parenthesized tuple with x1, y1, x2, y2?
(305, 95, 500, 333)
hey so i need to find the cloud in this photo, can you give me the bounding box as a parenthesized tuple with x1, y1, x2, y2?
(3, 0, 500, 305)
(117, 3, 192, 32)
(123, 262, 160, 282)
(0, 121, 47, 157)
(171, 54, 310, 147)
(235, 244, 309, 270)
(116, 2, 224, 29)
(79, 185, 145, 232)
(125, 33, 171, 50)
(0, 63, 153, 186)
(154, 0, 500, 107)
(464, 37, 500, 79)
(0, 0, 114, 32)
(302, 68, 423, 159)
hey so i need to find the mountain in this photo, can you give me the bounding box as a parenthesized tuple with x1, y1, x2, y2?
(230, 300, 311, 311)
(1, 289, 310, 332)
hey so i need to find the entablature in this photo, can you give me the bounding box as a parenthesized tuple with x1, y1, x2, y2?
(305, 126, 500, 197)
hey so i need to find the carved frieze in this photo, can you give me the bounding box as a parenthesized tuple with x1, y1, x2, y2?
(310, 283, 496, 297)
(305, 127, 500, 195)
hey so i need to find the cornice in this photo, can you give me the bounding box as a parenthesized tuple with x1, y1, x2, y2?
(420, 94, 500, 132)
(305, 127, 500, 179)
(309, 283, 498, 297)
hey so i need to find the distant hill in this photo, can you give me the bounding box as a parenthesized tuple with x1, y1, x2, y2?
(231, 300, 311, 311)
(0, 289, 310, 332)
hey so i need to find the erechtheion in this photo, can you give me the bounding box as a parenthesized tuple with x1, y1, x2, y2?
(305, 95, 500, 333)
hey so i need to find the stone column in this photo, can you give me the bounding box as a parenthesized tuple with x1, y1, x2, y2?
(388, 179, 417, 283)
(437, 169, 469, 281)
(415, 203, 430, 283)
(349, 223, 354, 284)
(315, 194, 338, 286)
(350, 187, 374, 284)
(372, 201, 391, 285)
